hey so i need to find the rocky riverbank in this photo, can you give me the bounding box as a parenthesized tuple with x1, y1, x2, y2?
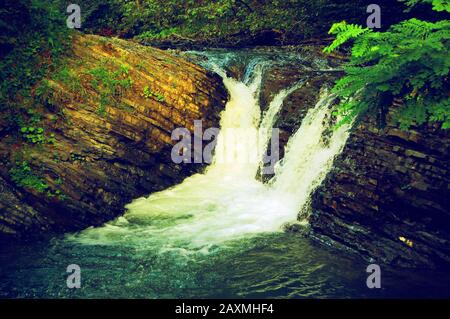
(309, 112, 450, 269)
(224, 47, 450, 270)
(0, 34, 227, 240)
(252, 50, 450, 269)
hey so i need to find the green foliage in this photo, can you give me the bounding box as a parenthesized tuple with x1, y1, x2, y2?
(137, 28, 179, 40)
(0, 0, 69, 178)
(142, 86, 152, 98)
(47, 133, 57, 144)
(34, 79, 53, 102)
(20, 126, 45, 144)
(87, 62, 133, 116)
(323, 22, 371, 54)
(10, 161, 49, 193)
(70, 153, 86, 162)
(82, 0, 392, 44)
(142, 86, 165, 102)
(20, 125, 56, 144)
(53, 66, 84, 94)
(402, 0, 450, 12)
(324, 1, 450, 129)
(26, 109, 42, 124)
(10, 161, 66, 199)
(0, 0, 70, 110)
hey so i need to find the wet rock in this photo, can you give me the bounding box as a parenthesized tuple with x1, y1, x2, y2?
(0, 176, 49, 240)
(309, 114, 450, 269)
(257, 48, 342, 181)
(247, 46, 450, 269)
(284, 221, 311, 237)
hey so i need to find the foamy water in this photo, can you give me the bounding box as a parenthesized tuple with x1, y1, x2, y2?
(68, 57, 351, 250)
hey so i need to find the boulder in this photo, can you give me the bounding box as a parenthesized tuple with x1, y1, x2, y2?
(0, 34, 228, 240)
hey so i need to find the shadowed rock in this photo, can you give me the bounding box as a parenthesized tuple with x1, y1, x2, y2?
(0, 34, 228, 240)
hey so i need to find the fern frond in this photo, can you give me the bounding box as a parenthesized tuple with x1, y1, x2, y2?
(323, 21, 371, 53)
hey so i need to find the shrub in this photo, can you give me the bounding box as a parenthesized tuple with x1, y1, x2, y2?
(324, 0, 450, 129)
(87, 62, 133, 116)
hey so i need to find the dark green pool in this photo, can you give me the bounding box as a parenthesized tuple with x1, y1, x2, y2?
(1, 232, 449, 298)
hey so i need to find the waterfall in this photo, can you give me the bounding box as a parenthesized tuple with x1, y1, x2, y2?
(269, 92, 350, 217)
(258, 80, 306, 169)
(69, 56, 351, 250)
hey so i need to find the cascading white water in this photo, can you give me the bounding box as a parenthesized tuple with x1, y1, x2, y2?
(69, 58, 351, 250)
(257, 79, 306, 170)
(269, 92, 351, 217)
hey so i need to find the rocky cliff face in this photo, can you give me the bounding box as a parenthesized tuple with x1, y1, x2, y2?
(309, 113, 450, 269)
(249, 48, 450, 269)
(0, 34, 227, 240)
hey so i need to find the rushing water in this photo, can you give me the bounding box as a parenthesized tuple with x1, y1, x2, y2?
(1, 51, 449, 298)
(65, 52, 351, 248)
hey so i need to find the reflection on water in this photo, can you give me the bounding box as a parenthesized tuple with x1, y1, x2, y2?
(1, 233, 449, 299)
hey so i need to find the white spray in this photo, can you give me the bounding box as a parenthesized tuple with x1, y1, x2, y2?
(69, 59, 351, 250)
